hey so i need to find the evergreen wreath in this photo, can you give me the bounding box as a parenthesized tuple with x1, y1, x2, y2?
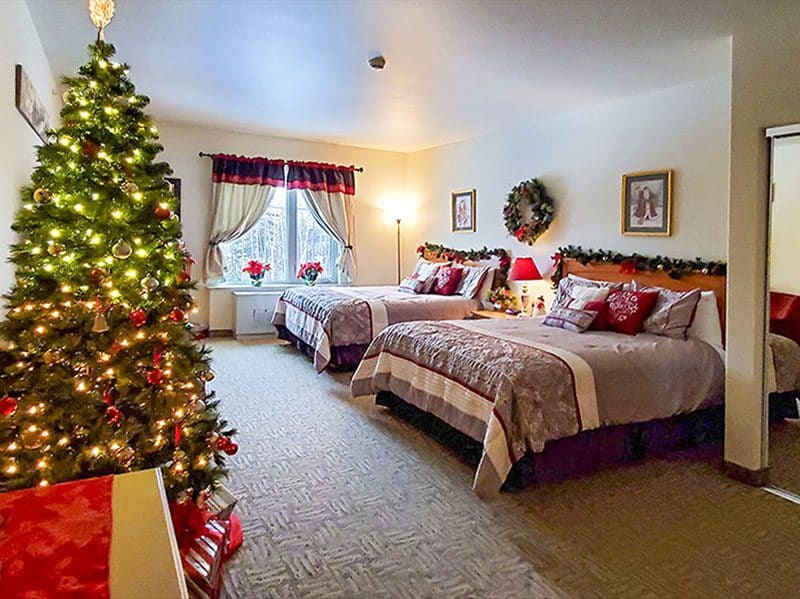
(503, 178, 555, 245)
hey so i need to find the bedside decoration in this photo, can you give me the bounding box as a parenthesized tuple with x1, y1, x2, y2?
(242, 260, 271, 287)
(298, 261, 324, 285)
(417, 242, 511, 285)
(503, 178, 555, 245)
(533, 295, 547, 317)
(509, 257, 543, 315)
(487, 285, 516, 311)
(15, 65, 51, 143)
(621, 170, 673, 236)
(451, 189, 476, 233)
(551, 245, 727, 285)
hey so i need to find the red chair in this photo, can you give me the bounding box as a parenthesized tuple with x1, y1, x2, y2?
(770, 291, 800, 345)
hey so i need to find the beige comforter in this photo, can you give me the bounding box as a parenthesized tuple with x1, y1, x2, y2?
(351, 317, 726, 498)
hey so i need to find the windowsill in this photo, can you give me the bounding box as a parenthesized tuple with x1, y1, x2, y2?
(204, 282, 348, 291)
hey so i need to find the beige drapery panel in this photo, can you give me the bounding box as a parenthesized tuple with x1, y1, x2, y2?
(301, 188, 356, 282)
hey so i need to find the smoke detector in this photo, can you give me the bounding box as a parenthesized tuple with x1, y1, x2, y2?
(368, 55, 386, 70)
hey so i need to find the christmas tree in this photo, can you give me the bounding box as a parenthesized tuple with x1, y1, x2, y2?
(0, 40, 236, 500)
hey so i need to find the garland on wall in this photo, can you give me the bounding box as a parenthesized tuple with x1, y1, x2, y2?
(417, 242, 512, 285)
(551, 245, 727, 285)
(503, 178, 555, 245)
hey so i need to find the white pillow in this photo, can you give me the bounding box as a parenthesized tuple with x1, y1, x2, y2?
(686, 291, 723, 353)
(412, 260, 443, 293)
(456, 264, 491, 299)
(475, 267, 498, 302)
(567, 286, 610, 309)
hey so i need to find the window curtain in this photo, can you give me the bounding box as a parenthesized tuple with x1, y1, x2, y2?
(204, 155, 285, 283)
(286, 163, 357, 282)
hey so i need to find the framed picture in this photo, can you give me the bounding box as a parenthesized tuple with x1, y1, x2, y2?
(451, 189, 476, 233)
(15, 65, 50, 143)
(621, 170, 672, 236)
(165, 177, 182, 218)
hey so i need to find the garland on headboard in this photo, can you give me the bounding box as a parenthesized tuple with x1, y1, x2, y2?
(417, 242, 512, 285)
(551, 245, 727, 286)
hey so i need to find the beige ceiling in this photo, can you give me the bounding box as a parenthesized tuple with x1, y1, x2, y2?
(26, 0, 733, 152)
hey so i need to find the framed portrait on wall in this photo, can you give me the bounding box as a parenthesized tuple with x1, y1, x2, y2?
(451, 189, 476, 233)
(621, 170, 672, 236)
(15, 64, 50, 143)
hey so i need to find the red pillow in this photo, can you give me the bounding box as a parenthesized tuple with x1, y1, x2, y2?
(584, 300, 609, 331)
(433, 266, 464, 295)
(606, 290, 659, 335)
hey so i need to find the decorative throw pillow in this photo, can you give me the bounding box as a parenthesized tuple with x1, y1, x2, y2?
(567, 286, 611, 309)
(433, 266, 464, 295)
(553, 275, 623, 309)
(606, 290, 659, 335)
(632, 282, 702, 339)
(475, 267, 499, 302)
(456, 265, 491, 299)
(583, 300, 610, 331)
(398, 275, 426, 294)
(412, 260, 443, 293)
(687, 291, 723, 352)
(542, 306, 598, 333)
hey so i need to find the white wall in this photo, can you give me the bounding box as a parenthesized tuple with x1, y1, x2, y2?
(725, 0, 800, 474)
(0, 0, 58, 294)
(769, 136, 800, 296)
(155, 121, 407, 323)
(406, 75, 730, 301)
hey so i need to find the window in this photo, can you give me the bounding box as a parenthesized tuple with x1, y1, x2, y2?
(221, 189, 340, 284)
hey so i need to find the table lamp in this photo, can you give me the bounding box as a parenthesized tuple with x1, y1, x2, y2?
(508, 257, 542, 315)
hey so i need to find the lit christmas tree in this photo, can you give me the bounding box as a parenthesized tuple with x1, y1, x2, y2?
(0, 38, 236, 500)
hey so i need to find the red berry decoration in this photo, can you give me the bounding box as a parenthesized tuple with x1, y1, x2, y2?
(105, 405, 122, 425)
(169, 308, 185, 323)
(223, 440, 238, 456)
(154, 206, 172, 220)
(0, 396, 18, 416)
(129, 309, 147, 327)
(146, 368, 164, 386)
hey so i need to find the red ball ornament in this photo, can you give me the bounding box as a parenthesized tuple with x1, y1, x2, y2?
(169, 308, 185, 323)
(146, 368, 164, 386)
(223, 440, 238, 456)
(105, 405, 122, 425)
(0, 396, 18, 416)
(81, 139, 100, 158)
(129, 309, 147, 327)
(154, 206, 172, 220)
(89, 268, 107, 284)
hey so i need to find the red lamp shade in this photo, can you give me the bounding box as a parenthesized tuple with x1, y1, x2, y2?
(508, 257, 542, 281)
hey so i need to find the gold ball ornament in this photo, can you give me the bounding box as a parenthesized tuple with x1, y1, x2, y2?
(190, 399, 206, 414)
(111, 240, 133, 260)
(43, 349, 61, 365)
(140, 276, 159, 292)
(20, 425, 44, 449)
(121, 180, 139, 195)
(33, 188, 52, 204)
(200, 370, 215, 382)
(47, 243, 66, 257)
(112, 444, 135, 468)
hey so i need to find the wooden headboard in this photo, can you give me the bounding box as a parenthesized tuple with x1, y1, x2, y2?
(561, 258, 727, 335)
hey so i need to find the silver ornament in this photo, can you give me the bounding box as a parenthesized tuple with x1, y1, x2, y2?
(140, 276, 159, 292)
(111, 240, 133, 260)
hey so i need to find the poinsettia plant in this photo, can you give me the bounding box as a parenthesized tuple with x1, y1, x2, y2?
(298, 261, 324, 285)
(242, 260, 270, 286)
(487, 285, 517, 311)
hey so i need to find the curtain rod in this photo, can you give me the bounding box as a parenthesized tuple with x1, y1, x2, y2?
(198, 152, 364, 173)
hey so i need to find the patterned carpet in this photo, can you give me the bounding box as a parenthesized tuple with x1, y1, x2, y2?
(211, 338, 800, 598)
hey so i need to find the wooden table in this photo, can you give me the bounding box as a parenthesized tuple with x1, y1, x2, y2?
(470, 309, 519, 319)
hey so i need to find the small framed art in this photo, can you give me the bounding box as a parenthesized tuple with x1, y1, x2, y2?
(15, 64, 51, 143)
(621, 170, 672, 236)
(451, 189, 476, 233)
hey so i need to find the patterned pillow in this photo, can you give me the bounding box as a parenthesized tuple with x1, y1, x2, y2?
(456, 265, 491, 299)
(412, 260, 443, 293)
(542, 306, 598, 333)
(606, 290, 659, 335)
(553, 275, 623, 309)
(567, 286, 611, 309)
(433, 266, 464, 295)
(632, 282, 702, 339)
(398, 275, 426, 294)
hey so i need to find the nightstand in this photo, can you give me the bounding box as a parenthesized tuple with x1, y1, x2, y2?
(470, 309, 517, 319)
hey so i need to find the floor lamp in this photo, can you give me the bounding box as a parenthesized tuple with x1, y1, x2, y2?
(395, 218, 402, 284)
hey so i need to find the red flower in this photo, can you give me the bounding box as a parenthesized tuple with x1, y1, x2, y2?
(242, 260, 270, 276)
(298, 261, 324, 279)
(551, 252, 562, 267)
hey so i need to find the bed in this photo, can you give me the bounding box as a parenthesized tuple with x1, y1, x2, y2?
(352, 258, 742, 498)
(272, 246, 507, 371)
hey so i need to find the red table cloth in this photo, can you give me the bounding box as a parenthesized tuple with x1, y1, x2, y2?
(0, 475, 113, 598)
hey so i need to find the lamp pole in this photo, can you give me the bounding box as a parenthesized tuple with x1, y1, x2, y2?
(396, 218, 402, 284)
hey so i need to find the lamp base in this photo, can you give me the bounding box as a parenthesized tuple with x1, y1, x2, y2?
(520, 283, 531, 316)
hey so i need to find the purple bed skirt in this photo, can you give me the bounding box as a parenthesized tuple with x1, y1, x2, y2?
(375, 390, 726, 489)
(275, 324, 369, 371)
